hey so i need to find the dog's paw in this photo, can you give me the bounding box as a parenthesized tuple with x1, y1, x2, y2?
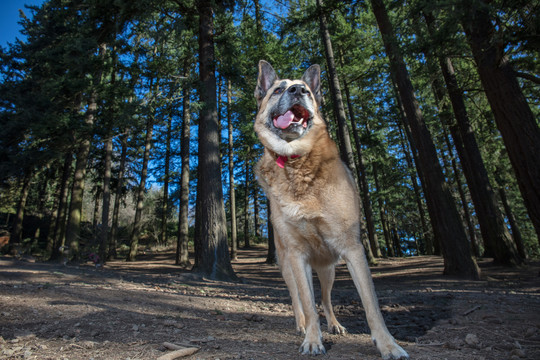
(373, 337, 409, 360)
(296, 325, 306, 335)
(328, 323, 347, 335)
(299, 340, 326, 355)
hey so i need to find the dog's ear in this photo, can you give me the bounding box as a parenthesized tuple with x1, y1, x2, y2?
(255, 60, 278, 107)
(302, 64, 322, 105)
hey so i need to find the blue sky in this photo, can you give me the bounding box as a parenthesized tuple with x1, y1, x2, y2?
(1, 0, 44, 48)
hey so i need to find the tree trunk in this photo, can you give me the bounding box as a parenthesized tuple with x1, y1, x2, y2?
(227, 79, 238, 261)
(396, 124, 432, 255)
(109, 134, 127, 260)
(176, 81, 191, 267)
(371, 0, 479, 278)
(127, 106, 154, 262)
(373, 164, 393, 257)
(423, 11, 522, 265)
(461, 0, 540, 242)
(441, 127, 479, 257)
(47, 153, 72, 260)
(193, 0, 236, 280)
(253, 188, 260, 239)
(9, 170, 32, 254)
(65, 92, 97, 260)
(46, 167, 61, 255)
(343, 77, 382, 258)
(243, 158, 251, 249)
(64, 43, 106, 260)
(316, 0, 357, 175)
(390, 76, 434, 255)
(498, 186, 527, 260)
(161, 100, 173, 246)
(98, 133, 113, 263)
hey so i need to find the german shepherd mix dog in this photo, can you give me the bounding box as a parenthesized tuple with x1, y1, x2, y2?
(254, 61, 409, 359)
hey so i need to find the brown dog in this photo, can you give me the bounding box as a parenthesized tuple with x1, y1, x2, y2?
(254, 61, 409, 359)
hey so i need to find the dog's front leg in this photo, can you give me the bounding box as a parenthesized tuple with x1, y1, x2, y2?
(343, 248, 409, 360)
(280, 259, 306, 334)
(285, 253, 325, 355)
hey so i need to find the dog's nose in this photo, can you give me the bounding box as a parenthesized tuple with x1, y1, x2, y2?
(288, 84, 308, 95)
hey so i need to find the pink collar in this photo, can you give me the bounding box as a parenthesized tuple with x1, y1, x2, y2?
(276, 154, 300, 168)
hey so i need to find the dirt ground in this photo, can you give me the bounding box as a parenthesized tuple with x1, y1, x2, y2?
(1, 247, 539, 360)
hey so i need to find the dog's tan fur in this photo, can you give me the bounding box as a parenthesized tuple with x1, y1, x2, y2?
(254, 61, 408, 359)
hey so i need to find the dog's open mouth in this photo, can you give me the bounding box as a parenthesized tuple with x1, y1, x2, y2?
(271, 104, 312, 141)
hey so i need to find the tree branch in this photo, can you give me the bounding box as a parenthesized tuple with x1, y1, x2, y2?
(514, 70, 540, 85)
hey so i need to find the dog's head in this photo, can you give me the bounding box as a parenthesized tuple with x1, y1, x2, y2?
(254, 60, 326, 157)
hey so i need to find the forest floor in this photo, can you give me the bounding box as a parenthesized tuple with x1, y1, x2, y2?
(1, 247, 539, 360)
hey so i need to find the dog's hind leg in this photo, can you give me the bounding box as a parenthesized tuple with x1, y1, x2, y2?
(316, 265, 347, 335)
(343, 247, 409, 360)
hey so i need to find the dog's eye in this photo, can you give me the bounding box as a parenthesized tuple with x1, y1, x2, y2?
(273, 87, 283, 95)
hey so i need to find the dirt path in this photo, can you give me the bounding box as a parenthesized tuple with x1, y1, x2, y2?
(1, 248, 539, 359)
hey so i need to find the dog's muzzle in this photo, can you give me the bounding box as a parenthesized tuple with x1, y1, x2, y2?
(269, 85, 314, 142)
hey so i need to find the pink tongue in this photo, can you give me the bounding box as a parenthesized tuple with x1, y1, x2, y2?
(273, 110, 295, 129)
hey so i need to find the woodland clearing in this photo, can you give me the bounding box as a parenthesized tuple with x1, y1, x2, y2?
(1, 248, 539, 360)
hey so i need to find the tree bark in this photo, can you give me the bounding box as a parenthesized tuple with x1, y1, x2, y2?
(98, 132, 113, 263)
(47, 153, 72, 260)
(342, 77, 382, 258)
(161, 97, 173, 246)
(65, 91, 97, 260)
(371, 0, 480, 278)
(46, 167, 61, 255)
(243, 158, 251, 249)
(176, 81, 191, 267)
(193, 0, 236, 280)
(498, 186, 527, 260)
(109, 134, 127, 260)
(461, 0, 540, 242)
(441, 127, 479, 257)
(373, 164, 393, 257)
(423, 11, 522, 265)
(92, 189, 101, 236)
(396, 124, 432, 255)
(9, 170, 32, 253)
(64, 43, 106, 260)
(390, 76, 434, 255)
(253, 188, 260, 239)
(127, 94, 155, 261)
(316, 0, 357, 176)
(227, 79, 238, 261)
